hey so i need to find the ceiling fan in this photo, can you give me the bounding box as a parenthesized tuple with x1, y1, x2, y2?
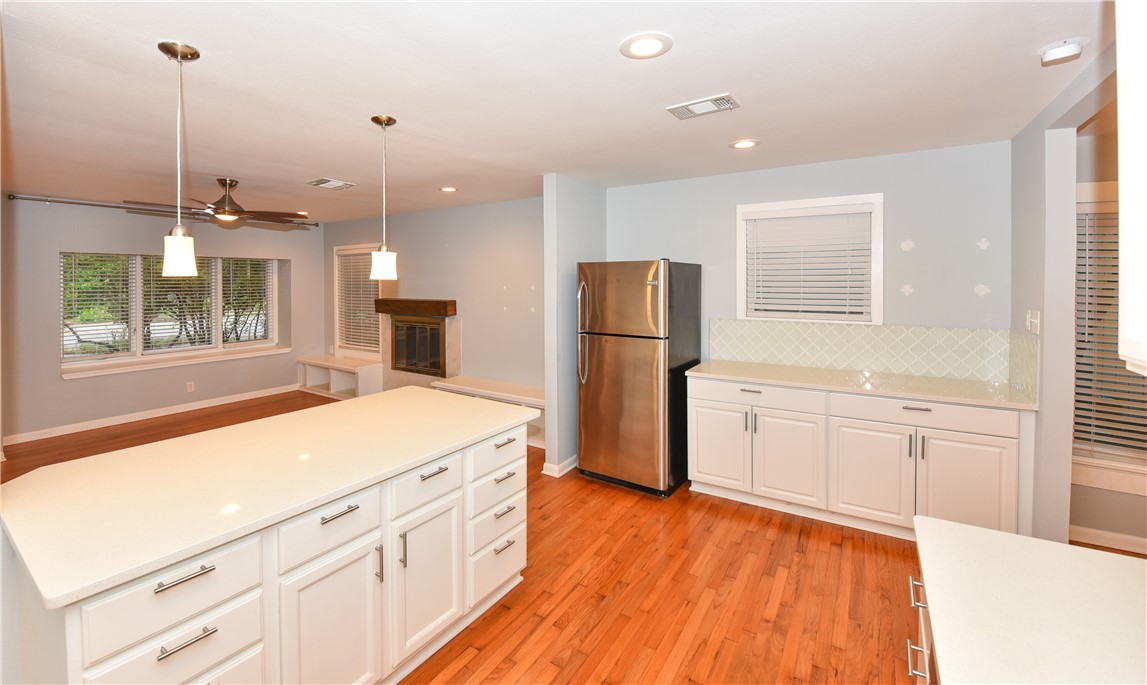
(187, 178, 313, 227)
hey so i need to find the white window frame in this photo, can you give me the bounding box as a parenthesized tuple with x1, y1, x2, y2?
(333, 244, 382, 360)
(736, 193, 884, 324)
(60, 253, 285, 378)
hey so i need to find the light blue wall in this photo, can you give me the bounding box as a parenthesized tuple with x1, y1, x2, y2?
(324, 197, 544, 387)
(605, 141, 1013, 359)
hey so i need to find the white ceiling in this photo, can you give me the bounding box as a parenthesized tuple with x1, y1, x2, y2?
(0, 1, 1116, 224)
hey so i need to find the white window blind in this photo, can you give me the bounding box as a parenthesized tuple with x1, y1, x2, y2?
(141, 256, 215, 351)
(336, 248, 380, 352)
(60, 253, 134, 358)
(222, 258, 273, 343)
(1074, 211, 1147, 461)
(739, 197, 881, 323)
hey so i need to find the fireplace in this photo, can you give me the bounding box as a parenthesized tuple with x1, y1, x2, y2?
(391, 315, 445, 377)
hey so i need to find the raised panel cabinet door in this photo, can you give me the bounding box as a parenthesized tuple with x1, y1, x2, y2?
(391, 491, 464, 668)
(687, 398, 752, 492)
(752, 408, 826, 508)
(279, 535, 386, 685)
(828, 417, 916, 528)
(916, 428, 1019, 532)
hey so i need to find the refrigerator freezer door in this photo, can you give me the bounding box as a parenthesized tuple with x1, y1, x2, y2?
(578, 260, 667, 338)
(578, 333, 668, 490)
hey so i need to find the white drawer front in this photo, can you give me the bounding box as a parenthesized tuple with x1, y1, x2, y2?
(188, 645, 264, 685)
(468, 523, 526, 609)
(467, 427, 527, 481)
(81, 537, 261, 667)
(278, 485, 382, 573)
(688, 378, 827, 414)
(85, 593, 263, 685)
(468, 490, 527, 554)
(391, 452, 463, 519)
(468, 458, 527, 518)
(829, 393, 1018, 438)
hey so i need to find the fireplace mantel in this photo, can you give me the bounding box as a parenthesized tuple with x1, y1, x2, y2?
(374, 298, 457, 317)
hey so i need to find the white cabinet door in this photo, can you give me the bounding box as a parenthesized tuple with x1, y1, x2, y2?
(391, 491, 464, 668)
(688, 399, 752, 492)
(917, 428, 1019, 532)
(752, 408, 826, 508)
(279, 535, 385, 685)
(828, 417, 916, 528)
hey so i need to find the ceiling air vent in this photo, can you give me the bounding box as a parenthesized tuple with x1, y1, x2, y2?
(666, 93, 740, 120)
(306, 177, 357, 190)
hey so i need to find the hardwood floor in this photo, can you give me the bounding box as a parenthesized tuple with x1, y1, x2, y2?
(404, 448, 922, 685)
(0, 391, 336, 483)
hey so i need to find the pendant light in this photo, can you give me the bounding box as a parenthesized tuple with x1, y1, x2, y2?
(369, 115, 398, 280)
(159, 41, 199, 277)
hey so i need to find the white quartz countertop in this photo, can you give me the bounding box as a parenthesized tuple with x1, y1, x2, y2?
(914, 516, 1147, 684)
(1, 386, 539, 609)
(687, 359, 1037, 410)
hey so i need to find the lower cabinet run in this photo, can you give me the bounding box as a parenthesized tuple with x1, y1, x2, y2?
(687, 375, 1022, 537)
(12, 424, 529, 685)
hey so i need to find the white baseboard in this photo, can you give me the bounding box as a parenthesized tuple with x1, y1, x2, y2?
(1069, 524, 1147, 555)
(541, 453, 578, 478)
(2, 385, 299, 446)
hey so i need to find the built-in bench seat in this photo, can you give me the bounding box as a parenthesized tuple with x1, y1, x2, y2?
(430, 375, 545, 448)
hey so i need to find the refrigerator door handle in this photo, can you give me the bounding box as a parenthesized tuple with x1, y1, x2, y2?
(577, 333, 588, 384)
(576, 281, 589, 333)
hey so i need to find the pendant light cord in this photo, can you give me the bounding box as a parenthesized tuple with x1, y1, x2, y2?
(381, 121, 388, 249)
(176, 54, 184, 226)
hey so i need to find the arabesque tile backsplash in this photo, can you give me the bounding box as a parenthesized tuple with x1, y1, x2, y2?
(709, 319, 1038, 386)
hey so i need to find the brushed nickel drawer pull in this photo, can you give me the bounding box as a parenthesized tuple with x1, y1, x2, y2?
(154, 564, 215, 594)
(494, 437, 517, 449)
(902, 405, 933, 412)
(494, 538, 516, 555)
(320, 503, 360, 525)
(494, 471, 517, 484)
(739, 388, 763, 394)
(399, 531, 408, 568)
(494, 504, 517, 519)
(375, 544, 384, 582)
(906, 638, 929, 680)
(908, 576, 928, 609)
(419, 465, 449, 481)
(157, 626, 217, 661)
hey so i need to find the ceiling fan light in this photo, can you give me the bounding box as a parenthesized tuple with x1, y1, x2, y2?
(214, 211, 240, 221)
(162, 226, 198, 277)
(370, 247, 397, 281)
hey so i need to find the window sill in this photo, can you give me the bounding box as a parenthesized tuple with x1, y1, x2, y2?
(1071, 452, 1147, 497)
(61, 345, 293, 379)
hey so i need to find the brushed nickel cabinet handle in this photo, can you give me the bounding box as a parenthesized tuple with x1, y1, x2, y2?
(494, 505, 517, 519)
(908, 576, 927, 609)
(902, 405, 933, 412)
(320, 503, 360, 525)
(157, 626, 217, 661)
(494, 538, 516, 555)
(906, 638, 929, 680)
(739, 388, 763, 394)
(375, 544, 384, 582)
(495, 437, 516, 449)
(419, 465, 448, 481)
(399, 531, 408, 568)
(494, 471, 516, 484)
(920, 437, 926, 460)
(753, 413, 758, 434)
(154, 564, 215, 594)
(744, 411, 748, 432)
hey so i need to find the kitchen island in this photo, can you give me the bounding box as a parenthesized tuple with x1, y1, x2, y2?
(2, 386, 539, 684)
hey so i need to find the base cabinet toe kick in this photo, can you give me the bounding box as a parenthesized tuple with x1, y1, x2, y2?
(10, 423, 531, 685)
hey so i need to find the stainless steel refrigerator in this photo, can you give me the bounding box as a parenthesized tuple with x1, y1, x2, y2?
(577, 259, 701, 495)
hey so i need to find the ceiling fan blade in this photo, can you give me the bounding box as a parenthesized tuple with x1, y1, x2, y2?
(188, 198, 212, 207)
(245, 210, 311, 221)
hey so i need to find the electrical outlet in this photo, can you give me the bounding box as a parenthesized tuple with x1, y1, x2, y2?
(1029, 310, 1041, 335)
(186, 382, 195, 393)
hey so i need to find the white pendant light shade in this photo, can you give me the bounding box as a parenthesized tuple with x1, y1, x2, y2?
(370, 247, 398, 280)
(162, 226, 198, 277)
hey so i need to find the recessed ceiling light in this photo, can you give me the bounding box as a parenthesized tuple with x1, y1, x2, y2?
(730, 139, 760, 150)
(620, 32, 673, 60)
(1039, 38, 1086, 67)
(439, 186, 457, 193)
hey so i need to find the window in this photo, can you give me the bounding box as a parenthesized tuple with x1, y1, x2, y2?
(1074, 211, 1147, 463)
(60, 253, 276, 363)
(736, 194, 883, 323)
(335, 245, 380, 353)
